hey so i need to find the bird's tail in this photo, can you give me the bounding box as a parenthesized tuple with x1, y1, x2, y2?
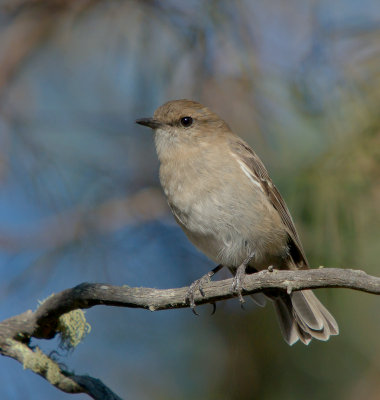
(273, 290, 339, 345)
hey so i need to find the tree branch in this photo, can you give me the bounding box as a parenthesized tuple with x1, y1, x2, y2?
(1, 267, 379, 398)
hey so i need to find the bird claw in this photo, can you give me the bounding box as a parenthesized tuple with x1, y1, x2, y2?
(185, 264, 223, 314)
(185, 274, 212, 314)
(232, 254, 254, 305)
(232, 270, 246, 304)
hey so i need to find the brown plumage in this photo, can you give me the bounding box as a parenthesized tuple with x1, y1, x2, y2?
(136, 99, 339, 345)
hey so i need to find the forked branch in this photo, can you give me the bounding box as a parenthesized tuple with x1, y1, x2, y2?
(0, 267, 379, 399)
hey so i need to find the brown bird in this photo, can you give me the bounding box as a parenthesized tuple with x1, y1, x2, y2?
(136, 99, 339, 345)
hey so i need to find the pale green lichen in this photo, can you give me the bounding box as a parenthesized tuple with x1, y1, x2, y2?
(37, 295, 91, 350)
(57, 309, 91, 351)
(23, 347, 62, 385)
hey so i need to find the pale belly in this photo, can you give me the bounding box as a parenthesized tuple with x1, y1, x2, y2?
(167, 186, 289, 270)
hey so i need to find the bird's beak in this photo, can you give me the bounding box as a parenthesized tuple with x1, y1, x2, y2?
(136, 118, 163, 129)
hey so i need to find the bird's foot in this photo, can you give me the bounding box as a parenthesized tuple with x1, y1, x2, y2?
(186, 264, 223, 315)
(232, 253, 255, 305)
(186, 275, 212, 315)
(232, 264, 247, 304)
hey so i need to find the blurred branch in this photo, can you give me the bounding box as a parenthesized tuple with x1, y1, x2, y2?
(0, 267, 379, 398)
(0, 8, 59, 98)
(0, 187, 168, 251)
(0, 0, 98, 103)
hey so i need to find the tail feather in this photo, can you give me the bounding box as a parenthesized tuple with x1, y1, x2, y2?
(313, 295, 339, 335)
(250, 292, 267, 307)
(291, 291, 325, 331)
(295, 324, 312, 345)
(273, 297, 299, 345)
(274, 290, 338, 345)
(227, 266, 338, 345)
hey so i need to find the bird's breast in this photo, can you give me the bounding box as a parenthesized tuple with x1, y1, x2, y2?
(158, 145, 288, 267)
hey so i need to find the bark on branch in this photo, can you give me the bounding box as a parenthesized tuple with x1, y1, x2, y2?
(0, 267, 379, 399)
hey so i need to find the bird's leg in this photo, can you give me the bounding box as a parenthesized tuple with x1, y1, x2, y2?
(186, 264, 224, 314)
(232, 252, 255, 304)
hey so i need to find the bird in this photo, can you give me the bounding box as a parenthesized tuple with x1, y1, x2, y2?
(136, 99, 339, 345)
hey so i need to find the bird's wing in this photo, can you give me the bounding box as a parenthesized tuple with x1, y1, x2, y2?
(231, 138, 308, 268)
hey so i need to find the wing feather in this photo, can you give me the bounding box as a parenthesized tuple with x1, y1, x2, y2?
(231, 138, 308, 268)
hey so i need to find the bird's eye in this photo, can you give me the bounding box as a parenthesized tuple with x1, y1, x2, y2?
(180, 116, 193, 127)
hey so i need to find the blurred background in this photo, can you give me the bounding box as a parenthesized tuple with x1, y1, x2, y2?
(0, 0, 379, 399)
